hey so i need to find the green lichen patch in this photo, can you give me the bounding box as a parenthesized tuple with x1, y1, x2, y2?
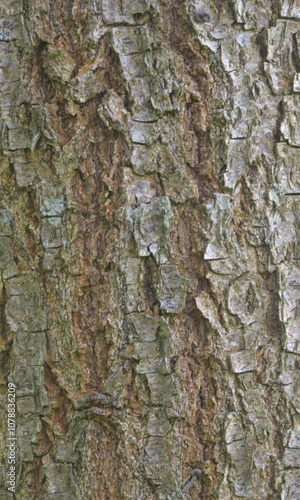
(43, 46, 76, 83)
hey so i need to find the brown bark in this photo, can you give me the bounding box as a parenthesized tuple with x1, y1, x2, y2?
(0, 0, 299, 498)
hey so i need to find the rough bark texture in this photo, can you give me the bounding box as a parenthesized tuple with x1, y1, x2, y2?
(0, 0, 299, 498)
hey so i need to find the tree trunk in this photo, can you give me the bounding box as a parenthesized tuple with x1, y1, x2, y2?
(0, 0, 299, 498)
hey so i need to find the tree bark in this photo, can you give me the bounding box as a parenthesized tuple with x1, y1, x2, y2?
(0, 0, 299, 498)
